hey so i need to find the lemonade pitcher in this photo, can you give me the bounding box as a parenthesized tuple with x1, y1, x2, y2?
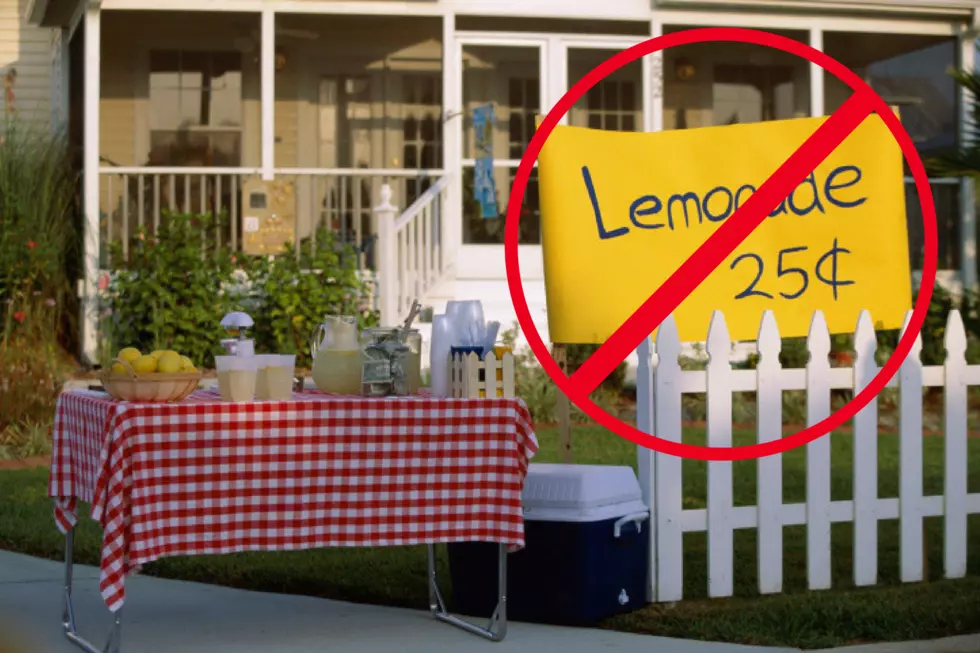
(311, 315, 362, 394)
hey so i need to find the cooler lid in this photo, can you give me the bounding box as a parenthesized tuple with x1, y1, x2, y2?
(521, 463, 643, 514)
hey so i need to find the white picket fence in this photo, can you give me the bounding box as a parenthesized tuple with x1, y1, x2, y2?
(634, 308, 980, 603)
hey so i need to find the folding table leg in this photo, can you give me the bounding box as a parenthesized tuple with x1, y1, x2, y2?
(427, 543, 507, 642)
(62, 528, 123, 653)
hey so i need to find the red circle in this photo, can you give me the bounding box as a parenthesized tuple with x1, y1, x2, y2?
(504, 27, 938, 461)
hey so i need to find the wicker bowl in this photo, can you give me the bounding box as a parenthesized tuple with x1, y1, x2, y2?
(99, 358, 203, 403)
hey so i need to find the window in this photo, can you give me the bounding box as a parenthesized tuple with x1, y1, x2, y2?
(712, 64, 796, 125)
(148, 51, 243, 167)
(402, 74, 443, 202)
(585, 80, 637, 132)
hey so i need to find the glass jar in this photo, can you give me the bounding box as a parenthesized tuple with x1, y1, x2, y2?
(360, 327, 421, 396)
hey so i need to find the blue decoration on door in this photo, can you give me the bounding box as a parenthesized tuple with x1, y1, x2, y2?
(472, 104, 498, 219)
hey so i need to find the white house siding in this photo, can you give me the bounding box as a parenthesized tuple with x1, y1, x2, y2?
(0, 0, 56, 126)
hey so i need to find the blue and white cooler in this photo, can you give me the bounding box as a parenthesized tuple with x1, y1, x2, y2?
(447, 463, 650, 625)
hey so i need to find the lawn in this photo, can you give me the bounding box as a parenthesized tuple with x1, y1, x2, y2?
(0, 425, 978, 649)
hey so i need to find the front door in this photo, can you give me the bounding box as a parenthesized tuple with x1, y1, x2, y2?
(453, 34, 650, 281)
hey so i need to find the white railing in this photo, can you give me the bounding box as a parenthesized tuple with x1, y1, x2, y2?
(373, 176, 451, 325)
(635, 308, 980, 603)
(96, 166, 444, 270)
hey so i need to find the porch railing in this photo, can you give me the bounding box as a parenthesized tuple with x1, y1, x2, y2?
(373, 176, 451, 325)
(97, 166, 450, 323)
(97, 166, 444, 270)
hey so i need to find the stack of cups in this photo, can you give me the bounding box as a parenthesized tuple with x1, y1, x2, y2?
(429, 315, 453, 397)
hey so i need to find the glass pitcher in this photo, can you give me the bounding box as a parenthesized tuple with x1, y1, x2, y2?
(310, 315, 362, 395)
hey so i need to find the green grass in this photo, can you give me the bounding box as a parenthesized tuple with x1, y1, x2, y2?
(1, 426, 978, 648)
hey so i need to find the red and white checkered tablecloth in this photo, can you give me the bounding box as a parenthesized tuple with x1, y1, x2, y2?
(48, 388, 539, 613)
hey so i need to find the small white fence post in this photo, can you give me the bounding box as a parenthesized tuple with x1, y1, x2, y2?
(654, 316, 684, 602)
(899, 310, 925, 582)
(373, 184, 399, 327)
(852, 310, 880, 587)
(944, 310, 969, 579)
(635, 335, 656, 603)
(805, 311, 833, 591)
(756, 310, 783, 595)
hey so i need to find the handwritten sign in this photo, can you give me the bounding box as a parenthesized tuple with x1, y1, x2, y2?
(473, 104, 498, 219)
(537, 115, 912, 344)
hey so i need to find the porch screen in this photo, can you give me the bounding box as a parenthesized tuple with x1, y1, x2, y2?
(148, 50, 243, 167)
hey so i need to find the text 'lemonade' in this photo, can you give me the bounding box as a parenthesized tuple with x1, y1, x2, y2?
(537, 114, 912, 344)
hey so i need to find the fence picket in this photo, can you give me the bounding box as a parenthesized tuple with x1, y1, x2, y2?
(635, 336, 656, 602)
(655, 315, 685, 602)
(852, 310, 879, 586)
(899, 310, 925, 582)
(943, 310, 969, 579)
(706, 312, 734, 598)
(806, 311, 833, 590)
(756, 310, 783, 594)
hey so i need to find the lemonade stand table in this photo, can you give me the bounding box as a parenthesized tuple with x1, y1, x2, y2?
(48, 387, 538, 653)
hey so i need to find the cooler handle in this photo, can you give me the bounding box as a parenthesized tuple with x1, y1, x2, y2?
(613, 511, 649, 538)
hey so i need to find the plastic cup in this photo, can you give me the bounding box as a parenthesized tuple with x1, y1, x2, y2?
(215, 356, 258, 402)
(255, 354, 296, 401)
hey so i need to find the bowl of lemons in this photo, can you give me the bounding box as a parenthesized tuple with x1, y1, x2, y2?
(100, 347, 203, 403)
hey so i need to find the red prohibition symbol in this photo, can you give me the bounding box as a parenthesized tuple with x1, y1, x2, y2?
(503, 27, 939, 461)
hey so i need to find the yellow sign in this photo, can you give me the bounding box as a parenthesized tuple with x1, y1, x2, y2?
(537, 115, 912, 344)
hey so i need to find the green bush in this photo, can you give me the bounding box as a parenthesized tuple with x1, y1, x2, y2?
(103, 215, 377, 370)
(0, 118, 79, 433)
(499, 322, 620, 424)
(564, 343, 627, 392)
(103, 212, 236, 366)
(240, 229, 379, 368)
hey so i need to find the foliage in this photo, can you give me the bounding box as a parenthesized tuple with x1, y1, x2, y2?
(564, 343, 627, 392)
(499, 322, 620, 424)
(926, 68, 980, 180)
(104, 212, 237, 367)
(0, 118, 78, 346)
(241, 228, 378, 369)
(103, 215, 377, 370)
(0, 118, 80, 435)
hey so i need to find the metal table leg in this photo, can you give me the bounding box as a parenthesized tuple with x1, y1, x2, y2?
(62, 528, 123, 653)
(427, 543, 507, 642)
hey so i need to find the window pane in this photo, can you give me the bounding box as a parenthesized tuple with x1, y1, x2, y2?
(568, 48, 643, 133)
(179, 52, 207, 89)
(462, 165, 540, 245)
(461, 45, 540, 159)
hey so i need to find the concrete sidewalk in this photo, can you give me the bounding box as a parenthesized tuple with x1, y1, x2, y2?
(1, 549, 977, 653)
(0, 550, 797, 653)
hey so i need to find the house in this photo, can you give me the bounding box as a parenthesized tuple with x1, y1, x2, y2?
(1, 0, 61, 126)
(23, 0, 980, 372)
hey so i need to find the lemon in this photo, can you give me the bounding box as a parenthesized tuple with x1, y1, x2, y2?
(180, 356, 196, 372)
(132, 355, 158, 374)
(157, 352, 183, 374)
(110, 362, 126, 374)
(118, 347, 141, 363)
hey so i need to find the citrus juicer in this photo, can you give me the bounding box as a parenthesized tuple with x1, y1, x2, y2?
(220, 311, 255, 357)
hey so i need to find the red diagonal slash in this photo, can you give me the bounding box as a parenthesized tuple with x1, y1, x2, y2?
(568, 91, 878, 398)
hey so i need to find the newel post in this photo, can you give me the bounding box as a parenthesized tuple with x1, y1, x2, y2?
(373, 184, 399, 326)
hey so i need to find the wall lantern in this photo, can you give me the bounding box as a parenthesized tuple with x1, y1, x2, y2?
(675, 57, 696, 81)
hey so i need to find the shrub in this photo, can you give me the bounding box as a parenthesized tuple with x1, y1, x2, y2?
(240, 228, 379, 369)
(103, 216, 377, 370)
(103, 212, 236, 367)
